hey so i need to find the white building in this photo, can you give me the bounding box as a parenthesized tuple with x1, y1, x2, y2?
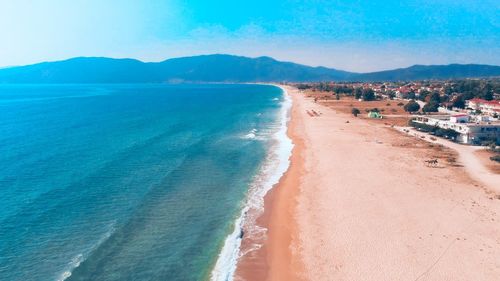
(449, 114, 469, 123)
(413, 115, 500, 145)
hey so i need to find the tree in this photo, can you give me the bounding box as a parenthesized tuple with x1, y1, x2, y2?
(480, 83, 494, 100)
(297, 84, 311, 90)
(404, 100, 420, 113)
(444, 86, 453, 95)
(387, 90, 396, 100)
(362, 88, 375, 101)
(407, 91, 416, 100)
(422, 102, 439, 113)
(351, 108, 360, 117)
(429, 92, 441, 104)
(354, 87, 362, 99)
(418, 90, 430, 101)
(452, 94, 466, 109)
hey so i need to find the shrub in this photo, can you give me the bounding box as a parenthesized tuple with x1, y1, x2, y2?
(488, 144, 500, 153)
(409, 120, 459, 140)
(397, 102, 404, 106)
(435, 128, 459, 139)
(351, 108, 361, 117)
(297, 84, 312, 90)
(490, 155, 500, 163)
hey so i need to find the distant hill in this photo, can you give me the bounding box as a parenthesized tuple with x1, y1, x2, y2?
(0, 55, 353, 83)
(354, 64, 500, 82)
(0, 55, 499, 83)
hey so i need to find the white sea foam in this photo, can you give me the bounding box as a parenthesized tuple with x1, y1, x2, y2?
(210, 86, 293, 281)
(57, 222, 116, 281)
(242, 128, 258, 139)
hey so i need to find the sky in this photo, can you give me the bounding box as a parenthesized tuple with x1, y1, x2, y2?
(0, 0, 499, 72)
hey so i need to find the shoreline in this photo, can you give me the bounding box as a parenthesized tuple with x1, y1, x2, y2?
(211, 85, 294, 281)
(236, 85, 500, 280)
(235, 85, 304, 281)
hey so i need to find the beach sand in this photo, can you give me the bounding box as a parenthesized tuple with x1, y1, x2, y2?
(235, 85, 500, 281)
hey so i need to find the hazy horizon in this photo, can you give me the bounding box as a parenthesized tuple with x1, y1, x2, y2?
(1, 0, 499, 72)
(4, 53, 500, 74)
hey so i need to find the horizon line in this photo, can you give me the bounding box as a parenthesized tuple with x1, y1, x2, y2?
(3, 53, 500, 75)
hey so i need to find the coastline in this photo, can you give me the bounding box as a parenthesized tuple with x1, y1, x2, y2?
(211, 84, 294, 281)
(234, 85, 303, 281)
(235, 85, 500, 280)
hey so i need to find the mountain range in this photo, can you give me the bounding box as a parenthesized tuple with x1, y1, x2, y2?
(0, 54, 499, 83)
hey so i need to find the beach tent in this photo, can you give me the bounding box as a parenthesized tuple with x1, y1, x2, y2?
(367, 111, 382, 119)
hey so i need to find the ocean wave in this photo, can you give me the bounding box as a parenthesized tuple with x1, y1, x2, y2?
(241, 128, 258, 140)
(56, 222, 116, 281)
(210, 86, 293, 281)
(0, 91, 112, 105)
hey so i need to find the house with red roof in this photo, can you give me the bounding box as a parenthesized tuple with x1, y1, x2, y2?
(466, 98, 500, 116)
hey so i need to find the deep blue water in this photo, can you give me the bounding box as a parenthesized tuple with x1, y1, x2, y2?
(0, 84, 284, 281)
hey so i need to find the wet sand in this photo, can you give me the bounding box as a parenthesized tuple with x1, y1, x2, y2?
(235, 85, 500, 281)
(235, 85, 304, 281)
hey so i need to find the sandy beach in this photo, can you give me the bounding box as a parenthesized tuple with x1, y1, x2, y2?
(235, 85, 500, 280)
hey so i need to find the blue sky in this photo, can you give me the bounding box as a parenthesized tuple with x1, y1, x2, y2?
(1, 0, 499, 72)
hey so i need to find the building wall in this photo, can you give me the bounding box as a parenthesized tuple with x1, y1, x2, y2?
(413, 116, 499, 145)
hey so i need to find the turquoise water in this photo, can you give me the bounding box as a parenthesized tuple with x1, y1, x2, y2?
(0, 84, 285, 281)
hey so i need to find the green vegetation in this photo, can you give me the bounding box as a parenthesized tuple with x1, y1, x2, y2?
(404, 100, 420, 113)
(479, 136, 499, 146)
(332, 85, 354, 94)
(409, 120, 459, 140)
(354, 87, 362, 99)
(293, 79, 499, 113)
(488, 144, 500, 153)
(418, 90, 430, 101)
(445, 79, 497, 101)
(362, 88, 375, 101)
(351, 108, 360, 117)
(428, 92, 441, 103)
(451, 94, 466, 108)
(297, 84, 312, 90)
(407, 91, 416, 100)
(422, 101, 439, 112)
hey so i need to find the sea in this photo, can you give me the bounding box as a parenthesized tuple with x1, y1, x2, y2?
(0, 84, 292, 281)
